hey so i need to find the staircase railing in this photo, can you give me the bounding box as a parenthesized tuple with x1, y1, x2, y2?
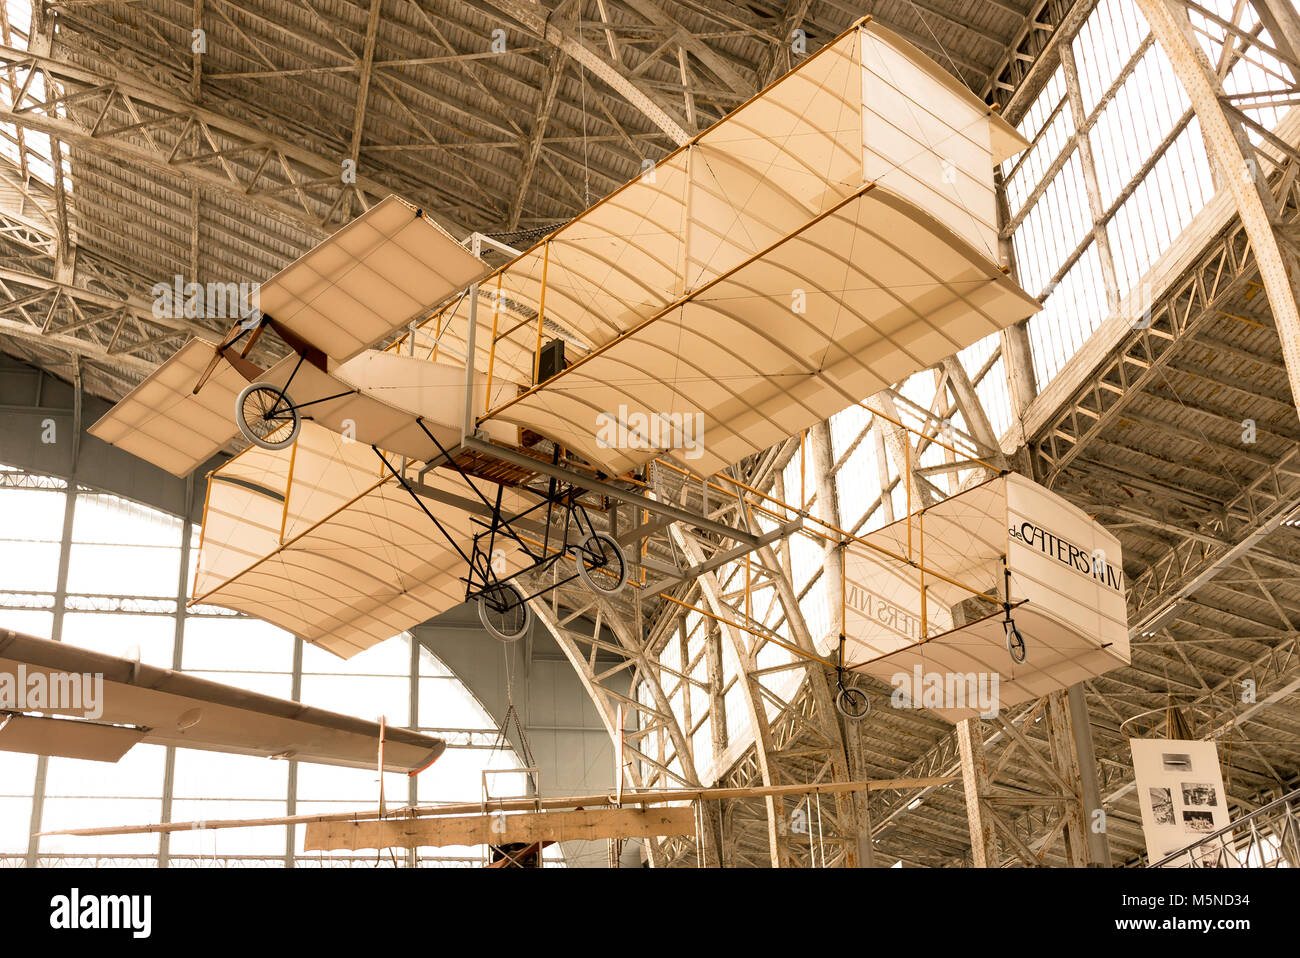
(1149, 786, 1300, 867)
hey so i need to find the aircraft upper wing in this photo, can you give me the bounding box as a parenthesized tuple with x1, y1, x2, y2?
(87, 338, 243, 477)
(0, 629, 445, 770)
(257, 195, 490, 363)
(416, 20, 1036, 478)
(492, 187, 1038, 478)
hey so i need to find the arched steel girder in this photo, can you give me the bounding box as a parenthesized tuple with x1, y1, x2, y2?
(665, 470, 864, 868)
(524, 575, 709, 867)
(668, 533, 791, 866)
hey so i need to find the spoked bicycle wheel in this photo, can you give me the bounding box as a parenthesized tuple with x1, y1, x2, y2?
(574, 532, 628, 596)
(1005, 620, 1028, 664)
(236, 382, 300, 450)
(835, 685, 870, 720)
(477, 582, 532, 642)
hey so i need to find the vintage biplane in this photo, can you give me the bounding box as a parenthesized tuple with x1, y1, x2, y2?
(90, 19, 1096, 680)
(90, 195, 632, 644)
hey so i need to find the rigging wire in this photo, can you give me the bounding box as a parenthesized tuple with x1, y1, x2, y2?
(900, 0, 971, 89)
(577, 0, 592, 208)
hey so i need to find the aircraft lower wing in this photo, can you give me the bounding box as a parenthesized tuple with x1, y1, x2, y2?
(192, 421, 537, 658)
(0, 629, 445, 771)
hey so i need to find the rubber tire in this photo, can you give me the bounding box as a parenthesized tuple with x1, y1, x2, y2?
(574, 532, 628, 596)
(835, 686, 870, 720)
(477, 583, 532, 642)
(1006, 624, 1028, 664)
(236, 382, 300, 450)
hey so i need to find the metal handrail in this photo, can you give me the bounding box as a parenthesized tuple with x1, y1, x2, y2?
(1149, 785, 1300, 867)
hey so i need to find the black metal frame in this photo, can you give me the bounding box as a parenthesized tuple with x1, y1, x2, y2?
(1000, 556, 1027, 663)
(237, 351, 359, 437)
(215, 315, 361, 444)
(373, 419, 624, 620)
(218, 315, 623, 620)
(834, 632, 869, 719)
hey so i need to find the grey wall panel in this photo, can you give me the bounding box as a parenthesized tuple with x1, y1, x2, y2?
(412, 615, 635, 867)
(0, 355, 216, 521)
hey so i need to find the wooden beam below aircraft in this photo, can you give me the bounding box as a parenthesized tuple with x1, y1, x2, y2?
(39, 777, 959, 838)
(305, 807, 697, 851)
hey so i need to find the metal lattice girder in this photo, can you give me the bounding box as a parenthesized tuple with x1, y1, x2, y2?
(985, 0, 1086, 103)
(0, 44, 407, 234)
(1029, 188, 1295, 486)
(1123, 447, 1300, 626)
(941, 356, 1010, 470)
(0, 248, 208, 374)
(673, 379, 1015, 866)
(895, 440, 1300, 863)
(0, 171, 62, 259)
(1101, 629, 1300, 805)
(755, 0, 816, 87)
(524, 576, 707, 867)
(524, 595, 675, 864)
(956, 716, 999, 866)
(864, 392, 938, 509)
(1135, 0, 1300, 418)
(0, 145, 284, 397)
(869, 692, 1098, 867)
(662, 465, 864, 867)
(708, 575, 865, 854)
(1043, 689, 1089, 865)
(669, 530, 794, 867)
(480, 0, 692, 146)
(977, 699, 1091, 867)
(941, 613, 1300, 857)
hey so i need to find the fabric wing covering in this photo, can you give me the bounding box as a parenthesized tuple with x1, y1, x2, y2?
(0, 629, 445, 770)
(87, 338, 243, 477)
(840, 474, 1129, 721)
(257, 194, 490, 363)
(501, 188, 1034, 477)
(192, 421, 535, 658)
(255, 349, 518, 463)
(422, 20, 1035, 478)
(86, 195, 489, 480)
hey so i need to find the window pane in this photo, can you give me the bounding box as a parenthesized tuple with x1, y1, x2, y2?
(61, 612, 175, 667)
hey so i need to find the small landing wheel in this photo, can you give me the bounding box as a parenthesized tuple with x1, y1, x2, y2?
(835, 685, 869, 720)
(574, 532, 628, 596)
(1005, 621, 1027, 664)
(478, 582, 532, 642)
(236, 382, 300, 450)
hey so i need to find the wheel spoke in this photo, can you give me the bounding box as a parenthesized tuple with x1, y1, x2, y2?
(240, 385, 296, 446)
